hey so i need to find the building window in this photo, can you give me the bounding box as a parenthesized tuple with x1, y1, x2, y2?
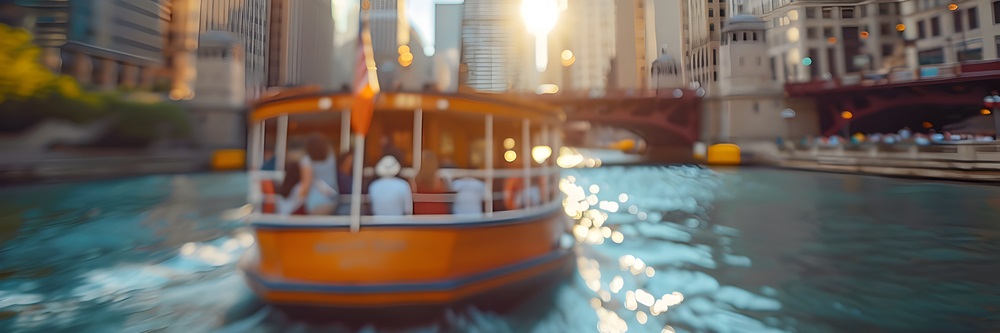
(743, 32, 748, 40)
(710, 23, 715, 32)
(713, 71, 718, 81)
(841, 7, 855, 18)
(918, 20, 926, 39)
(807, 27, 818, 38)
(713, 49, 717, 65)
(860, 4, 868, 17)
(994, 1, 1000, 24)
(878, 3, 890, 15)
(770, 57, 777, 80)
(827, 47, 838, 76)
(954, 10, 964, 32)
(753, 32, 758, 40)
(958, 40, 984, 61)
(822, 7, 833, 18)
(739, 5, 744, 13)
(931, 17, 941, 36)
(732, 33, 738, 41)
(882, 44, 894, 56)
(918, 48, 945, 65)
(880, 23, 892, 36)
(806, 8, 816, 19)
(995, 36, 1000, 57)
(721, 9, 726, 17)
(823, 27, 834, 37)
(969, 8, 980, 29)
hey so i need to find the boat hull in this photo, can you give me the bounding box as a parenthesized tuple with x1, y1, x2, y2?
(239, 206, 572, 309)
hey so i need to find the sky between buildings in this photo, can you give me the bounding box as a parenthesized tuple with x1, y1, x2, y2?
(333, 0, 464, 57)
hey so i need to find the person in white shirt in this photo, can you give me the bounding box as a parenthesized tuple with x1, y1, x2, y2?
(368, 155, 413, 216)
(451, 177, 486, 215)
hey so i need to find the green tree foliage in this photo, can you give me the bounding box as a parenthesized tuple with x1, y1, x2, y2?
(0, 23, 192, 147)
(0, 23, 60, 102)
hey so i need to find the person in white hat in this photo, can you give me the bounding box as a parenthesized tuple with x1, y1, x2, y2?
(368, 155, 413, 216)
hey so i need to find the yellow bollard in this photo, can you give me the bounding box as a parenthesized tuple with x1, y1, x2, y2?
(706, 143, 741, 165)
(212, 149, 246, 171)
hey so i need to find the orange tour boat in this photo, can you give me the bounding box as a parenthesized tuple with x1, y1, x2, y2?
(238, 89, 573, 310)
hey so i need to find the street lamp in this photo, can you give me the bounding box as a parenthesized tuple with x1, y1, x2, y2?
(841, 111, 854, 138)
(983, 91, 1000, 140)
(781, 108, 797, 140)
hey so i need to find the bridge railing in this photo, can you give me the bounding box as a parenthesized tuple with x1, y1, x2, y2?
(784, 63, 966, 94)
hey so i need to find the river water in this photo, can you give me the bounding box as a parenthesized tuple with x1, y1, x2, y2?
(1, 167, 998, 333)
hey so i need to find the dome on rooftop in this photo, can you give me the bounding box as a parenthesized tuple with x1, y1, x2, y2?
(651, 53, 680, 76)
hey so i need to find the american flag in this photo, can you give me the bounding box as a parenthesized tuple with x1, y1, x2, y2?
(353, 36, 370, 95)
(350, 20, 378, 136)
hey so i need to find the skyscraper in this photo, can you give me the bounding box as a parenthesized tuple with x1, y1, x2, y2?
(199, 0, 269, 99)
(165, 0, 201, 100)
(612, 0, 658, 92)
(460, 0, 519, 92)
(366, 0, 416, 90)
(543, 0, 613, 95)
(434, 3, 463, 92)
(266, 0, 337, 89)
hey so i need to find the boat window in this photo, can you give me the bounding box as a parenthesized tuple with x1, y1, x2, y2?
(249, 95, 564, 225)
(369, 109, 414, 169)
(421, 111, 485, 170)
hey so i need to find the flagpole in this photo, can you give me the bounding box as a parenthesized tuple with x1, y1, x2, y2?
(350, 135, 365, 232)
(350, 1, 379, 233)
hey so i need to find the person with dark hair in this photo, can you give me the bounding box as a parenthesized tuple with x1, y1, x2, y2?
(275, 137, 308, 215)
(294, 133, 339, 215)
(413, 151, 450, 215)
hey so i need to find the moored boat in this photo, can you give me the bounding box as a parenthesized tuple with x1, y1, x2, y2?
(239, 91, 574, 310)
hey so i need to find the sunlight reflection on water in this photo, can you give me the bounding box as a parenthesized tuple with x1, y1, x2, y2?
(4, 168, 999, 332)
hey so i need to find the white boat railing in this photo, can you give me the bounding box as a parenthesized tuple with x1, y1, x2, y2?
(248, 199, 564, 227)
(248, 166, 563, 224)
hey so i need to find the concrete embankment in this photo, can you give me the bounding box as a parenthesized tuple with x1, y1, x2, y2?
(740, 142, 1000, 182)
(0, 151, 216, 185)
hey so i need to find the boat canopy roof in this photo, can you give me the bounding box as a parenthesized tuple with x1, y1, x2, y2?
(251, 91, 566, 124)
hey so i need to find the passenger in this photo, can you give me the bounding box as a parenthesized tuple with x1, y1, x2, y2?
(368, 155, 413, 216)
(413, 151, 451, 215)
(335, 150, 354, 215)
(275, 137, 308, 215)
(503, 176, 541, 210)
(451, 159, 486, 215)
(295, 134, 338, 215)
